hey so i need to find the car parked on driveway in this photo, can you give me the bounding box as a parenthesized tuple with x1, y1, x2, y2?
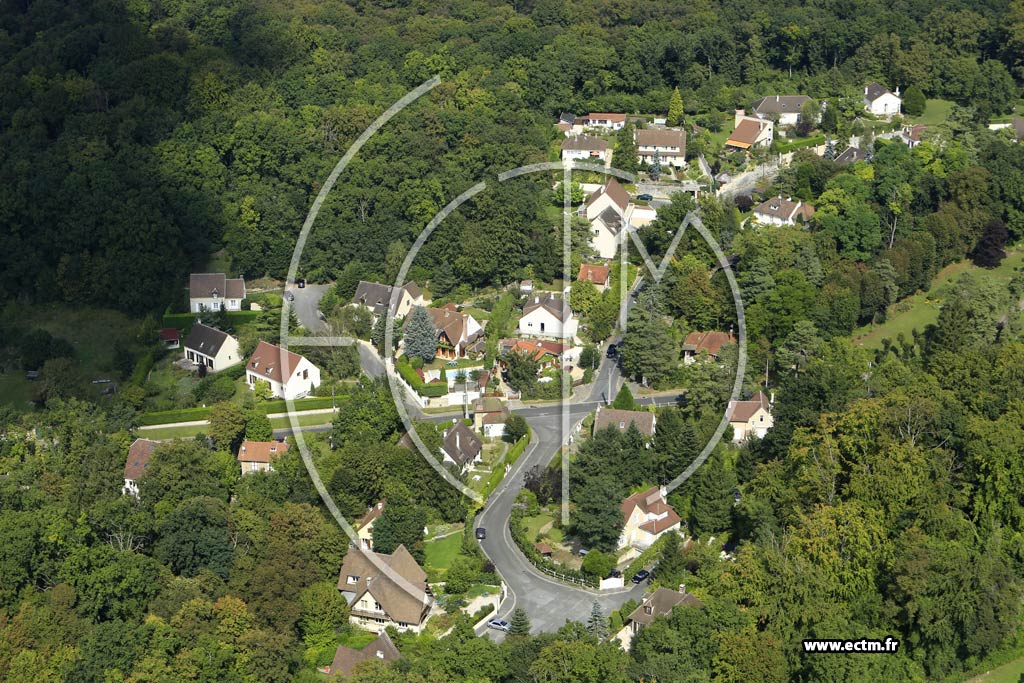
(487, 619, 510, 632)
(631, 569, 650, 584)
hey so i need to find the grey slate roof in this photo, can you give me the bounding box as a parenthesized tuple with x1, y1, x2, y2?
(183, 323, 232, 357)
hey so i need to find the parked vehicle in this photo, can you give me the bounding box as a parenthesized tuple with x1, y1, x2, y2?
(609, 569, 622, 578)
(487, 619, 510, 632)
(475, 527, 487, 540)
(285, 292, 295, 302)
(297, 278, 306, 288)
(637, 193, 654, 201)
(631, 569, 650, 584)
(606, 344, 618, 358)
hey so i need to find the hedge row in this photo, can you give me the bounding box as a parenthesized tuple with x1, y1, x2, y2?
(509, 508, 596, 588)
(139, 395, 337, 426)
(395, 357, 449, 397)
(486, 429, 530, 492)
(162, 311, 261, 333)
(624, 532, 669, 580)
(774, 134, 825, 154)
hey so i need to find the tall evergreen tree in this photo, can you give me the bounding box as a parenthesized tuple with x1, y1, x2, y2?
(404, 305, 438, 363)
(612, 122, 639, 174)
(653, 409, 699, 483)
(587, 601, 608, 639)
(668, 87, 684, 124)
(657, 531, 687, 585)
(648, 149, 662, 181)
(612, 385, 636, 410)
(509, 607, 532, 636)
(688, 450, 736, 536)
(903, 85, 926, 117)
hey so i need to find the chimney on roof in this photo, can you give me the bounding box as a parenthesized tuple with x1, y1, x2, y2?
(775, 95, 779, 102)
(659, 485, 667, 499)
(734, 108, 746, 127)
(679, 583, 686, 594)
(770, 391, 775, 407)
(895, 86, 900, 96)
(376, 650, 384, 659)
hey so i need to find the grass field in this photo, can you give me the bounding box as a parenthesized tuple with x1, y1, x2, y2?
(853, 247, 1023, 350)
(0, 373, 33, 411)
(423, 532, 462, 579)
(522, 512, 554, 542)
(967, 655, 1024, 683)
(911, 99, 954, 126)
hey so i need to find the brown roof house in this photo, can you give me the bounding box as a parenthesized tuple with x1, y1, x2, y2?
(473, 396, 510, 438)
(726, 391, 774, 443)
(188, 273, 245, 313)
(245, 341, 320, 400)
(636, 127, 687, 167)
(183, 323, 241, 373)
(593, 406, 656, 438)
(582, 177, 630, 221)
(561, 134, 610, 165)
(726, 110, 773, 150)
(123, 438, 159, 497)
(577, 263, 612, 291)
(321, 631, 401, 678)
(614, 585, 702, 649)
(752, 95, 812, 126)
(352, 281, 427, 320)
(619, 486, 681, 550)
(356, 500, 386, 551)
(421, 304, 483, 359)
(336, 544, 432, 634)
(518, 293, 578, 340)
(440, 421, 483, 474)
(682, 331, 736, 365)
(752, 196, 815, 226)
(237, 439, 289, 475)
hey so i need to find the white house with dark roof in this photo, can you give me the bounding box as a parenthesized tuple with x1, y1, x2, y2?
(183, 323, 241, 373)
(726, 391, 774, 442)
(561, 134, 610, 165)
(188, 273, 245, 313)
(123, 438, 159, 497)
(440, 421, 482, 474)
(518, 293, 578, 340)
(864, 83, 901, 116)
(752, 95, 812, 126)
(636, 128, 687, 167)
(351, 281, 426, 320)
(245, 341, 320, 399)
(752, 196, 815, 226)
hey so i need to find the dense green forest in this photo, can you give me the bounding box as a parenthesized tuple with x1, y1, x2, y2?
(3, 0, 1024, 681)
(2, 0, 1023, 311)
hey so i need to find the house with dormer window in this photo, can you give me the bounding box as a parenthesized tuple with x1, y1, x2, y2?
(619, 486, 681, 550)
(245, 341, 320, 399)
(336, 544, 433, 634)
(183, 323, 241, 373)
(189, 273, 245, 313)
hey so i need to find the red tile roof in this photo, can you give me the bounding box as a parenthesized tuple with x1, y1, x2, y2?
(124, 438, 158, 481)
(158, 328, 180, 342)
(236, 439, 289, 464)
(682, 331, 736, 357)
(577, 264, 611, 285)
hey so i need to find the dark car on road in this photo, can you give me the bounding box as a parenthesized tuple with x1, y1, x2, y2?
(475, 527, 487, 540)
(631, 569, 650, 584)
(637, 193, 653, 201)
(606, 343, 618, 358)
(297, 278, 306, 288)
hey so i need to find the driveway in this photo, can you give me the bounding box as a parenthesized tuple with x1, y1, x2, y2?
(288, 283, 330, 333)
(716, 162, 780, 199)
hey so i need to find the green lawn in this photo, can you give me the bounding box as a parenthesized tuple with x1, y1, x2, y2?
(522, 513, 554, 542)
(853, 247, 1024, 350)
(423, 532, 463, 579)
(967, 654, 1024, 683)
(135, 424, 209, 440)
(911, 98, 954, 126)
(336, 628, 379, 650)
